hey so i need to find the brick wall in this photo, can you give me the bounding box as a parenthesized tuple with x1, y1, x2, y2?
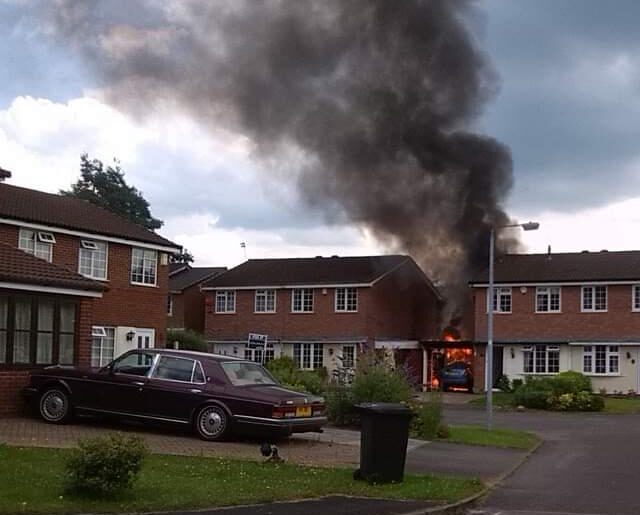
(473, 284, 640, 341)
(0, 294, 95, 415)
(204, 261, 442, 342)
(0, 223, 169, 346)
(168, 285, 208, 334)
(205, 287, 369, 341)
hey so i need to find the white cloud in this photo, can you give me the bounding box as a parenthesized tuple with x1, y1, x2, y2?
(515, 197, 640, 254)
(0, 94, 383, 266)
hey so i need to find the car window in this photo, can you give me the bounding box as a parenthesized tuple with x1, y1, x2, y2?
(112, 351, 156, 376)
(221, 361, 278, 386)
(152, 356, 196, 382)
(193, 362, 206, 383)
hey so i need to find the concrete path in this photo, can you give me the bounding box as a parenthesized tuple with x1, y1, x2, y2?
(446, 406, 640, 515)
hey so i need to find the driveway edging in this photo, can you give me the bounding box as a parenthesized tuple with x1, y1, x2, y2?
(398, 439, 544, 515)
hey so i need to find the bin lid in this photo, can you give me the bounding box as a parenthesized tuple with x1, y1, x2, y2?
(354, 402, 414, 416)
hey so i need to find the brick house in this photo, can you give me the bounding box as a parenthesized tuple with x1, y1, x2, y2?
(202, 255, 443, 384)
(470, 250, 640, 393)
(167, 264, 226, 333)
(0, 182, 180, 413)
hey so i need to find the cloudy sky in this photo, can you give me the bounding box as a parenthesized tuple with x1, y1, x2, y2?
(1, 0, 640, 270)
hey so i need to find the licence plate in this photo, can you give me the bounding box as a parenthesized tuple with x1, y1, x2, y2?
(295, 406, 312, 417)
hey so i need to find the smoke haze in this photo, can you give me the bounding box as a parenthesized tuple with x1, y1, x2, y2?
(48, 0, 516, 297)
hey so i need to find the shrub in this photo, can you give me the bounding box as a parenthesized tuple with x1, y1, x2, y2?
(513, 372, 602, 411)
(512, 378, 524, 390)
(496, 374, 512, 392)
(64, 433, 147, 497)
(326, 385, 356, 426)
(412, 392, 443, 440)
(351, 350, 412, 405)
(166, 329, 208, 352)
(550, 371, 592, 395)
(266, 356, 326, 395)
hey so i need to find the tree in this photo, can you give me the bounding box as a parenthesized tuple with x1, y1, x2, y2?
(61, 154, 163, 231)
(170, 248, 194, 264)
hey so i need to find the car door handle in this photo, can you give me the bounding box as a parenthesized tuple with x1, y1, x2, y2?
(190, 388, 202, 394)
(132, 381, 145, 387)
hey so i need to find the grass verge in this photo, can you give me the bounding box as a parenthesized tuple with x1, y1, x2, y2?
(0, 446, 483, 514)
(444, 425, 539, 450)
(603, 396, 640, 414)
(468, 392, 515, 408)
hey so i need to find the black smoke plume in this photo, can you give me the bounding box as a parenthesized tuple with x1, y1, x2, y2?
(48, 0, 516, 298)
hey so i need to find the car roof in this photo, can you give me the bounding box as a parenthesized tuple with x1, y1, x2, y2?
(144, 348, 244, 362)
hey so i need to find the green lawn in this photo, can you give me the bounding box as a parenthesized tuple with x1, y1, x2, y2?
(444, 425, 539, 450)
(468, 392, 515, 408)
(0, 446, 483, 514)
(603, 396, 640, 414)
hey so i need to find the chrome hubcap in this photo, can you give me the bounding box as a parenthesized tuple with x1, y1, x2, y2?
(41, 391, 67, 421)
(199, 407, 225, 437)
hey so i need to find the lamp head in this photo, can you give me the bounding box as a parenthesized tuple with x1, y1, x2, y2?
(521, 222, 540, 231)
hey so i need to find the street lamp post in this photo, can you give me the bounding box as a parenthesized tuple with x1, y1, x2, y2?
(486, 221, 539, 431)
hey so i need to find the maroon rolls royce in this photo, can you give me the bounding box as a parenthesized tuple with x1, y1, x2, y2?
(23, 349, 327, 441)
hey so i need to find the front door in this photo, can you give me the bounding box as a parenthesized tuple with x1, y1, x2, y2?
(136, 329, 155, 350)
(493, 346, 504, 388)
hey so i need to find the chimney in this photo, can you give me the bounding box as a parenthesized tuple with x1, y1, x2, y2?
(0, 167, 11, 182)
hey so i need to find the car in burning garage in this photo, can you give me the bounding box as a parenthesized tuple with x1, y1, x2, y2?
(23, 349, 327, 441)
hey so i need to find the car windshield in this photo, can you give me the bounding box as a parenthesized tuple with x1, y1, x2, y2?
(221, 361, 278, 386)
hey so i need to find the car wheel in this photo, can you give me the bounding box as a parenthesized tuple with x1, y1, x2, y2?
(194, 405, 229, 441)
(39, 388, 72, 424)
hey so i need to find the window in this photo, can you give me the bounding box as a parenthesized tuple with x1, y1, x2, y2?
(293, 343, 323, 370)
(335, 288, 358, 312)
(523, 345, 560, 374)
(152, 355, 204, 383)
(112, 351, 155, 376)
(91, 327, 115, 367)
(221, 361, 278, 386)
(536, 287, 561, 312)
(215, 290, 236, 313)
(633, 285, 640, 311)
(291, 289, 314, 312)
(582, 286, 607, 312)
(488, 287, 512, 313)
(244, 345, 275, 363)
(167, 295, 173, 316)
(0, 295, 76, 366)
(583, 345, 619, 375)
(255, 289, 276, 313)
(78, 240, 108, 280)
(19, 228, 53, 262)
(131, 248, 157, 285)
(341, 345, 355, 368)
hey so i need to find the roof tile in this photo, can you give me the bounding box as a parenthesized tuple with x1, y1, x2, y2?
(0, 183, 179, 248)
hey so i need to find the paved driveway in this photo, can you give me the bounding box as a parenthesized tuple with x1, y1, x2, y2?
(447, 406, 640, 515)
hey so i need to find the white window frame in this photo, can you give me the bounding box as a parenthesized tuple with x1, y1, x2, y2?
(523, 344, 560, 374)
(78, 240, 108, 280)
(582, 345, 619, 375)
(215, 290, 236, 313)
(341, 345, 356, 368)
(293, 342, 324, 370)
(37, 232, 56, 244)
(244, 344, 275, 363)
(632, 285, 640, 312)
(91, 326, 115, 367)
(131, 248, 158, 286)
(536, 286, 561, 313)
(581, 285, 607, 312)
(291, 288, 314, 313)
(167, 294, 173, 316)
(487, 287, 512, 313)
(335, 287, 358, 312)
(254, 289, 276, 313)
(18, 228, 53, 262)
